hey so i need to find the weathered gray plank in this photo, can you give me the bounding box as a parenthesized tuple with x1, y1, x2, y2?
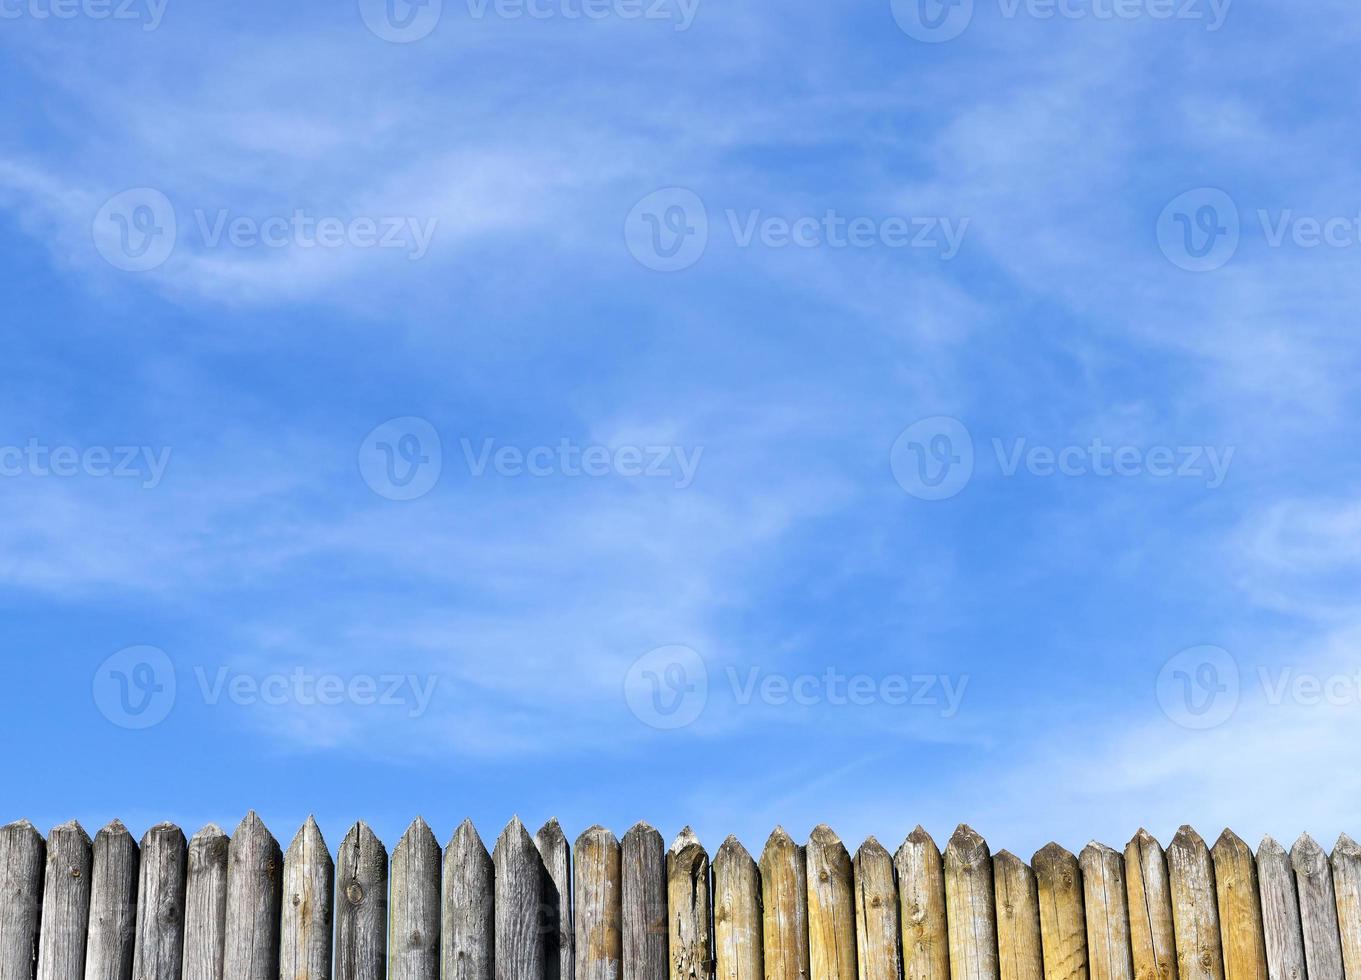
(713, 837, 760, 980)
(493, 817, 545, 980)
(1209, 831, 1265, 980)
(1166, 827, 1223, 980)
(38, 821, 92, 980)
(622, 823, 667, 980)
(1124, 830, 1177, 980)
(944, 825, 999, 980)
(391, 818, 440, 980)
(133, 823, 188, 980)
(1332, 834, 1361, 980)
(85, 820, 139, 980)
(280, 817, 332, 980)
(1034, 843, 1087, 980)
(443, 820, 493, 980)
(1, 820, 46, 980)
(994, 851, 1043, 980)
(575, 827, 623, 980)
(896, 826, 949, 980)
(1081, 843, 1133, 980)
(535, 819, 572, 980)
(222, 812, 282, 980)
(1291, 833, 1342, 980)
(666, 828, 710, 980)
(182, 825, 227, 980)
(759, 827, 808, 980)
(1255, 838, 1303, 980)
(334, 822, 387, 980)
(853, 837, 899, 980)
(806, 825, 855, 980)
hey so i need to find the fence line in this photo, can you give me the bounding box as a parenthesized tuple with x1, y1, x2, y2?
(1, 814, 1359, 980)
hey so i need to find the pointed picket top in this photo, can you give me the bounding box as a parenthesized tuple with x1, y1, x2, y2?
(341, 819, 384, 854)
(95, 818, 136, 846)
(1128, 827, 1161, 852)
(396, 815, 436, 850)
(50, 818, 92, 844)
(448, 817, 487, 854)
(233, 809, 277, 843)
(763, 824, 797, 855)
(808, 823, 843, 849)
(5, 818, 42, 843)
(495, 815, 537, 856)
(856, 835, 890, 863)
(670, 825, 703, 857)
(897, 824, 941, 862)
(1081, 840, 1119, 861)
(622, 820, 663, 850)
(1335, 832, 1361, 861)
(1258, 834, 1285, 858)
(1171, 824, 1208, 853)
(141, 821, 187, 851)
(537, 816, 568, 847)
(1212, 828, 1252, 862)
(1291, 832, 1328, 873)
(994, 848, 1028, 871)
(716, 834, 754, 866)
(907, 823, 936, 844)
(575, 823, 618, 850)
(286, 815, 330, 859)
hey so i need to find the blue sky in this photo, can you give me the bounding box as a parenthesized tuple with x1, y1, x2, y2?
(3, 0, 1361, 862)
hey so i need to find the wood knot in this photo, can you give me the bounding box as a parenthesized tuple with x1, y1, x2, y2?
(871, 896, 882, 908)
(819, 871, 829, 883)
(292, 895, 302, 908)
(346, 883, 364, 905)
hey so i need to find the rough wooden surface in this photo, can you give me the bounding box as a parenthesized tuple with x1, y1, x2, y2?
(575, 826, 623, 980)
(85, 819, 139, 980)
(1034, 843, 1087, 980)
(222, 812, 281, 980)
(1124, 830, 1178, 980)
(622, 822, 667, 980)
(133, 823, 188, 980)
(493, 817, 545, 980)
(896, 826, 949, 980)
(853, 837, 899, 980)
(994, 851, 1042, 980)
(1254, 839, 1303, 980)
(1166, 827, 1224, 980)
(1081, 843, 1133, 980)
(667, 828, 710, 980)
(0, 820, 45, 980)
(713, 837, 761, 980)
(760, 827, 808, 980)
(1290, 833, 1342, 980)
(1333, 834, 1361, 980)
(443, 820, 493, 980)
(334, 822, 388, 980)
(806, 825, 856, 980)
(38, 820, 92, 980)
(1208, 832, 1265, 980)
(391, 818, 440, 980)
(182, 825, 228, 980)
(944, 825, 999, 980)
(535, 819, 573, 980)
(280, 818, 332, 980)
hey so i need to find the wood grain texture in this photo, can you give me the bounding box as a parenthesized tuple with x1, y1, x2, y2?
(1332, 834, 1361, 980)
(666, 828, 710, 980)
(38, 820, 92, 980)
(1, 820, 46, 980)
(806, 826, 856, 980)
(1291, 833, 1342, 980)
(182, 826, 228, 980)
(334, 822, 387, 980)
(852, 837, 899, 980)
(1166, 827, 1223, 980)
(535, 819, 572, 980)
(1208, 832, 1265, 980)
(622, 823, 667, 980)
(1254, 839, 1303, 980)
(133, 823, 188, 980)
(575, 827, 623, 980)
(1124, 830, 1177, 980)
(222, 812, 282, 980)
(1081, 843, 1133, 980)
(391, 818, 440, 980)
(713, 837, 761, 980)
(994, 851, 1042, 980)
(280, 817, 333, 980)
(1034, 843, 1087, 980)
(493, 817, 546, 980)
(443, 820, 493, 980)
(896, 826, 949, 980)
(85, 820, 139, 980)
(759, 827, 808, 980)
(944, 825, 999, 980)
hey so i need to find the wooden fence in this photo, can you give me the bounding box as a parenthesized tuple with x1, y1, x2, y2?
(1, 814, 1358, 980)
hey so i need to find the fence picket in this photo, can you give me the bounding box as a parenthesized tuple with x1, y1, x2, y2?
(280, 818, 332, 980)
(1209, 831, 1266, 980)
(575, 826, 623, 980)
(1332, 834, 1361, 980)
(223, 812, 281, 980)
(713, 837, 761, 980)
(1124, 830, 1177, 980)
(37, 821, 92, 980)
(86, 820, 139, 980)
(335, 822, 387, 980)
(896, 826, 949, 980)
(852, 837, 898, 980)
(666, 828, 710, 980)
(183, 826, 228, 980)
(994, 851, 1042, 980)
(622, 822, 667, 980)
(1081, 843, 1133, 980)
(1255, 838, 1303, 980)
(494, 817, 546, 980)
(760, 827, 808, 980)
(807, 825, 856, 980)
(944, 825, 999, 980)
(1167, 827, 1223, 980)
(536, 819, 573, 980)
(1034, 843, 1087, 980)
(0, 820, 45, 980)
(133, 823, 188, 980)
(391, 818, 440, 980)
(1291, 833, 1342, 980)
(443, 820, 493, 980)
